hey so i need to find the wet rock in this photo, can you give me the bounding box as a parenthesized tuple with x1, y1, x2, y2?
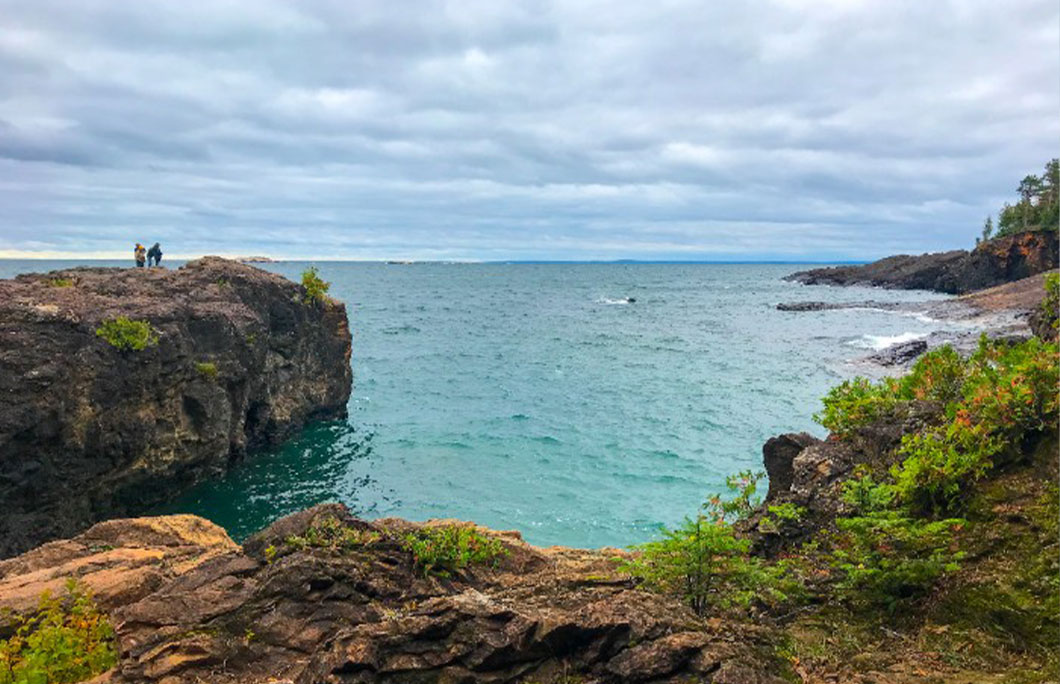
(865, 339, 928, 366)
(0, 258, 352, 557)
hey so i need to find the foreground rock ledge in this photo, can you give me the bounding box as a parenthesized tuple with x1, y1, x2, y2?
(0, 258, 352, 557)
(0, 507, 785, 684)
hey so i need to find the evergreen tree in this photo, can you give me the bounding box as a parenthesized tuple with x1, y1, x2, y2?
(993, 159, 1059, 237)
(981, 215, 993, 243)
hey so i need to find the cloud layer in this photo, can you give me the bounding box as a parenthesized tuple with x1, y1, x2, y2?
(1, 0, 1057, 260)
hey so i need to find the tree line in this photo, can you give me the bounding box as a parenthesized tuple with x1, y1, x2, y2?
(980, 158, 1059, 244)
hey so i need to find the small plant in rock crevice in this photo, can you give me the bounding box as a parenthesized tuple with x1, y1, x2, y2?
(401, 526, 507, 578)
(0, 579, 117, 684)
(283, 516, 380, 554)
(194, 361, 218, 380)
(95, 316, 158, 352)
(300, 267, 331, 305)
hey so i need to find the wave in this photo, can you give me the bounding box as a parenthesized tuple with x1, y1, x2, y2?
(846, 331, 925, 350)
(595, 297, 636, 305)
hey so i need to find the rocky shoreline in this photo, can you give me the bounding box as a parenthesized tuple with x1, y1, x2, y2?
(785, 230, 1058, 294)
(778, 270, 1056, 368)
(0, 258, 352, 558)
(0, 253, 1055, 683)
(0, 507, 787, 684)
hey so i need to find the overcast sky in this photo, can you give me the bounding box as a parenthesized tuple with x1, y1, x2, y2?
(0, 1, 1057, 261)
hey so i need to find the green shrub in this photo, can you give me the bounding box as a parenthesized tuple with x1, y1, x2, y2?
(401, 526, 507, 578)
(831, 512, 966, 613)
(623, 514, 754, 614)
(704, 469, 765, 522)
(818, 338, 1058, 517)
(891, 337, 1058, 516)
(194, 361, 218, 380)
(95, 317, 158, 351)
(624, 473, 800, 615)
(815, 377, 902, 438)
(46, 277, 73, 288)
(0, 579, 117, 684)
(758, 502, 807, 534)
(284, 515, 380, 553)
(301, 267, 331, 305)
(1039, 272, 1059, 333)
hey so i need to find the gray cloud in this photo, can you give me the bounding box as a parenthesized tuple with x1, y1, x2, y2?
(0, 0, 1057, 260)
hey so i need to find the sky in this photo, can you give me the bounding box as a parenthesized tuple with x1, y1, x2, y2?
(0, 1, 1057, 261)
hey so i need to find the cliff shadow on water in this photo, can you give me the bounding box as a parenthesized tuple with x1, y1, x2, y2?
(154, 420, 378, 542)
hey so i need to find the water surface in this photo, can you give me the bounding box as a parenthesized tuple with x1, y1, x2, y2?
(0, 260, 962, 547)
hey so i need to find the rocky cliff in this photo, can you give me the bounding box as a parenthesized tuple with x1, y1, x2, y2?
(0, 258, 352, 558)
(0, 507, 785, 684)
(786, 230, 1059, 294)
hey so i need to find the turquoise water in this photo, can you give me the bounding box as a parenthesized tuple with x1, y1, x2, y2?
(0, 260, 958, 548)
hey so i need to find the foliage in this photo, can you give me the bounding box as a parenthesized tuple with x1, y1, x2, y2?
(46, 277, 74, 288)
(758, 502, 806, 535)
(95, 316, 158, 352)
(895, 337, 1057, 515)
(994, 159, 1059, 237)
(1039, 272, 1059, 332)
(818, 338, 1057, 516)
(815, 376, 902, 438)
(300, 267, 331, 305)
(816, 346, 967, 438)
(283, 515, 380, 553)
(703, 470, 765, 522)
(623, 514, 753, 615)
(0, 579, 117, 684)
(401, 526, 507, 578)
(980, 215, 994, 244)
(194, 361, 218, 380)
(625, 472, 799, 615)
(830, 513, 966, 613)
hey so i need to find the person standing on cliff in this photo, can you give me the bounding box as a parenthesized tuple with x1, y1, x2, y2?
(147, 243, 162, 267)
(134, 243, 146, 268)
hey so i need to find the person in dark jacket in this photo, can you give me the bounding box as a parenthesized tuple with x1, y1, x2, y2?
(147, 243, 163, 267)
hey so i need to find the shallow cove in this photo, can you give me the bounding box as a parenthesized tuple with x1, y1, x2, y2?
(139, 261, 966, 549)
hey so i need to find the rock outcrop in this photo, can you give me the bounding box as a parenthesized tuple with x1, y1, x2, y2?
(786, 230, 1059, 294)
(0, 258, 352, 558)
(739, 402, 942, 557)
(0, 507, 786, 684)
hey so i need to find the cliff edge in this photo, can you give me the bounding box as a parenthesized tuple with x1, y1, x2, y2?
(0, 258, 352, 558)
(0, 507, 784, 684)
(786, 230, 1058, 294)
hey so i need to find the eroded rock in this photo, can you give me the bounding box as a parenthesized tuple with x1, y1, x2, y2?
(0, 507, 787, 683)
(0, 258, 352, 557)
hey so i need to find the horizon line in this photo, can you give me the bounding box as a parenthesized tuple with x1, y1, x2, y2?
(0, 253, 868, 265)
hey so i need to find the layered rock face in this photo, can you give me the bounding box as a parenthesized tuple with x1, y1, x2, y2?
(0, 258, 352, 558)
(786, 230, 1059, 294)
(0, 506, 784, 684)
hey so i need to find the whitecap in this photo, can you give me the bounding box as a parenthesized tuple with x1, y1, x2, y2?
(845, 331, 926, 350)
